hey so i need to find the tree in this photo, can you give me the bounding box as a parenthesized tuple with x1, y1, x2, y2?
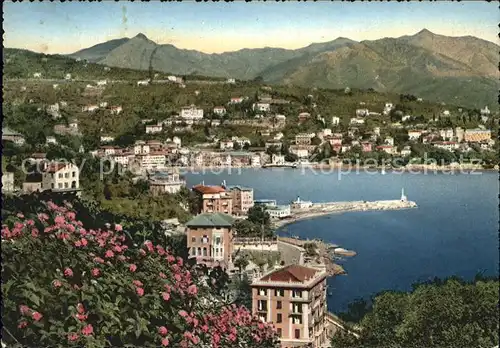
(311, 136, 322, 146)
(233, 142, 242, 151)
(247, 205, 270, 228)
(234, 255, 250, 273)
(332, 277, 499, 348)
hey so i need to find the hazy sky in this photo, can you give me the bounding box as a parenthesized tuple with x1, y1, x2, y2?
(4, 1, 499, 54)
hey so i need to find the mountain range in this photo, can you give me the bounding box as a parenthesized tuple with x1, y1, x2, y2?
(65, 29, 498, 108)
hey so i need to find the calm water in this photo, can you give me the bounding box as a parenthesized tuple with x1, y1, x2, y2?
(183, 168, 499, 313)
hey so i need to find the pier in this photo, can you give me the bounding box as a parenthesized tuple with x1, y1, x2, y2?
(272, 196, 417, 229)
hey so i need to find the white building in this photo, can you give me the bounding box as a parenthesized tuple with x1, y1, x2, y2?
(229, 97, 245, 104)
(110, 106, 123, 115)
(383, 103, 394, 116)
(2, 173, 15, 193)
(220, 140, 234, 150)
(385, 137, 394, 146)
(46, 136, 57, 145)
(167, 75, 178, 82)
(350, 118, 365, 125)
(99, 102, 108, 108)
(82, 105, 99, 112)
(331, 117, 340, 126)
(373, 127, 381, 136)
(226, 78, 236, 84)
(65, 73, 72, 80)
(252, 103, 270, 113)
(100, 135, 115, 143)
(181, 105, 204, 120)
(408, 130, 422, 140)
(97, 80, 107, 86)
(251, 155, 261, 167)
(172, 136, 182, 147)
(137, 79, 150, 86)
(271, 154, 285, 165)
(480, 106, 490, 115)
(134, 142, 150, 155)
(356, 109, 369, 117)
(146, 124, 163, 134)
(138, 153, 167, 170)
(400, 146, 412, 157)
(33, 72, 42, 78)
(291, 197, 313, 210)
(266, 205, 292, 219)
(442, 110, 450, 116)
(213, 106, 226, 115)
(439, 129, 454, 141)
(42, 162, 80, 191)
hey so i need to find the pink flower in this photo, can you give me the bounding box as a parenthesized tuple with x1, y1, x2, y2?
(37, 213, 49, 221)
(18, 321, 28, 329)
(54, 215, 65, 225)
(115, 224, 123, 231)
(166, 255, 175, 263)
(16, 213, 25, 218)
(91, 268, 100, 277)
(81, 324, 93, 336)
(64, 268, 73, 277)
(177, 257, 183, 267)
(158, 326, 168, 336)
(32, 312, 43, 321)
(19, 305, 30, 315)
(74, 240, 82, 247)
(80, 238, 88, 246)
(52, 280, 62, 288)
(161, 338, 170, 346)
(187, 284, 198, 296)
(113, 245, 122, 253)
(179, 310, 188, 318)
(67, 333, 79, 342)
(162, 292, 170, 301)
(174, 274, 182, 282)
(201, 325, 209, 333)
(76, 313, 88, 321)
(104, 250, 114, 258)
(31, 229, 39, 237)
(26, 219, 35, 226)
(136, 287, 144, 296)
(132, 280, 143, 287)
(65, 212, 76, 221)
(76, 303, 85, 314)
(129, 264, 137, 272)
(94, 257, 105, 264)
(159, 272, 167, 279)
(139, 249, 146, 256)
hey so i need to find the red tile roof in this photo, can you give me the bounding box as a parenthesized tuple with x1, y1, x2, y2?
(192, 185, 226, 194)
(44, 162, 67, 173)
(260, 265, 319, 283)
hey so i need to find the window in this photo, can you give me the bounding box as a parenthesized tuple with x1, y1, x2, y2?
(58, 173, 63, 178)
(64, 182, 68, 188)
(258, 288, 267, 296)
(64, 173, 69, 178)
(292, 290, 302, 298)
(197, 247, 201, 256)
(191, 248, 196, 256)
(292, 316, 302, 325)
(277, 313, 282, 323)
(72, 171, 76, 177)
(277, 328, 282, 337)
(292, 303, 302, 314)
(257, 300, 267, 311)
(202, 235, 209, 243)
(275, 289, 284, 297)
(203, 247, 207, 256)
(191, 237, 196, 243)
(58, 183, 63, 188)
(215, 236, 221, 244)
(51, 183, 54, 189)
(276, 301, 282, 309)
(295, 329, 300, 339)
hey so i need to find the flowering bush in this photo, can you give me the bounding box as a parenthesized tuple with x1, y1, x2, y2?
(2, 201, 279, 347)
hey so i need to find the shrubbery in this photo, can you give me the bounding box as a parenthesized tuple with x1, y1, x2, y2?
(1, 200, 279, 347)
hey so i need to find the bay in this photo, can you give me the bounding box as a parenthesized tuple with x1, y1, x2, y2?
(183, 168, 499, 313)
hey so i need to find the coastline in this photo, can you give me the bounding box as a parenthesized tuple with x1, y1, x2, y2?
(174, 164, 497, 173)
(272, 200, 418, 230)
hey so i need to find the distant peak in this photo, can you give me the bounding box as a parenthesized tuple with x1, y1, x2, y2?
(416, 28, 434, 36)
(134, 33, 148, 40)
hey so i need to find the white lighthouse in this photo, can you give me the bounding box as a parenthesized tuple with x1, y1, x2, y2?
(400, 188, 407, 202)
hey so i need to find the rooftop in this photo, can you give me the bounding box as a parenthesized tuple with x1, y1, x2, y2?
(186, 213, 235, 228)
(192, 184, 226, 194)
(260, 265, 320, 283)
(2, 127, 22, 136)
(44, 162, 69, 173)
(227, 185, 253, 192)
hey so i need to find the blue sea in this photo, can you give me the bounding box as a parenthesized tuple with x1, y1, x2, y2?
(184, 168, 499, 313)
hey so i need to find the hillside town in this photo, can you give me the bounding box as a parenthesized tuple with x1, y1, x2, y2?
(2, 46, 499, 348)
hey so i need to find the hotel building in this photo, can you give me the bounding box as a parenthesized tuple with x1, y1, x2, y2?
(252, 265, 328, 347)
(192, 184, 233, 215)
(228, 185, 254, 216)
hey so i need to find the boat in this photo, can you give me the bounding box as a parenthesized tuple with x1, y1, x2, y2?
(381, 168, 386, 175)
(262, 163, 297, 169)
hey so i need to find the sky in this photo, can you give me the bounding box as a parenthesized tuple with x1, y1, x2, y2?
(4, 1, 499, 54)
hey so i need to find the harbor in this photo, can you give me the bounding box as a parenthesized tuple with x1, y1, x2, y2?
(271, 189, 417, 229)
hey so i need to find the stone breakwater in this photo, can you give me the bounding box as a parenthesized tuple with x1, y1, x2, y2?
(273, 199, 417, 229)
